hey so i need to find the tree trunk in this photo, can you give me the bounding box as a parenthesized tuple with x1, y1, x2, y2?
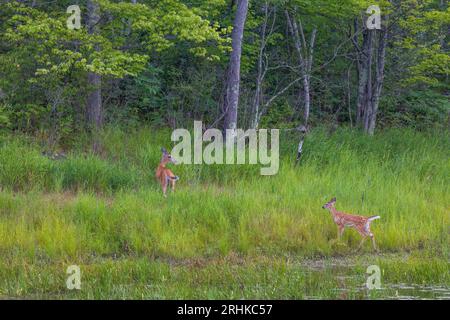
(353, 18, 362, 123)
(363, 30, 374, 131)
(86, 73, 102, 128)
(86, 0, 102, 132)
(223, 0, 249, 137)
(252, 2, 270, 129)
(356, 29, 373, 126)
(367, 29, 387, 134)
(286, 11, 316, 127)
(354, 13, 388, 135)
(304, 27, 316, 125)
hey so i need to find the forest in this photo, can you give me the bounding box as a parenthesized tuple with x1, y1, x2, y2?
(0, 0, 448, 300)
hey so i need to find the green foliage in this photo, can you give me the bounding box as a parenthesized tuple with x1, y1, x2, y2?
(1, 0, 227, 79)
(397, 1, 450, 87)
(0, 104, 11, 130)
(2, 103, 49, 132)
(0, 0, 231, 142)
(260, 102, 295, 128)
(380, 90, 450, 129)
(0, 0, 448, 137)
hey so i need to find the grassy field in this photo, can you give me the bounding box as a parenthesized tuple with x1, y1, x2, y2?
(0, 127, 448, 299)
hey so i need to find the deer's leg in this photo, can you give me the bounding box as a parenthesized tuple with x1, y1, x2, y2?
(170, 179, 176, 192)
(338, 225, 345, 240)
(370, 233, 378, 252)
(357, 236, 367, 251)
(162, 177, 168, 197)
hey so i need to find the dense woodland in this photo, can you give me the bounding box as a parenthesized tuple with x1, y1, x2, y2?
(0, 0, 448, 148)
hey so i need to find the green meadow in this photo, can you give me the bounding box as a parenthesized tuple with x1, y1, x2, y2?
(0, 127, 448, 299)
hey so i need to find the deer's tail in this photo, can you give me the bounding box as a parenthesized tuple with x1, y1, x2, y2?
(368, 215, 380, 222)
(169, 176, 180, 181)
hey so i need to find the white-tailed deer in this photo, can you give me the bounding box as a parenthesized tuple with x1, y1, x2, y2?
(322, 197, 380, 251)
(156, 148, 179, 197)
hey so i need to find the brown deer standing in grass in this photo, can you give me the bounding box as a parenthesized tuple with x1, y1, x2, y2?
(156, 148, 179, 197)
(322, 197, 380, 251)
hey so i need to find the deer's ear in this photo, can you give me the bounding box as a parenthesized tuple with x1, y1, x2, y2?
(161, 147, 167, 154)
(331, 197, 336, 202)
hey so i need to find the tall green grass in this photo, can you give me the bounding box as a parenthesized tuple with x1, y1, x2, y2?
(0, 127, 448, 298)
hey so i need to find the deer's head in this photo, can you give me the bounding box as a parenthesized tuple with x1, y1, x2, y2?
(322, 197, 336, 210)
(160, 147, 177, 165)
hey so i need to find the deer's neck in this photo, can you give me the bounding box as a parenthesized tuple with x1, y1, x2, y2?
(330, 207, 339, 216)
(158, 163, 166, 169)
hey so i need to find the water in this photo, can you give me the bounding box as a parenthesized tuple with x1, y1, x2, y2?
(384, 284, 450, 300)
(300, 254, 450, 300)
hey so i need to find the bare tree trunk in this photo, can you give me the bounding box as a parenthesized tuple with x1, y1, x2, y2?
(304, 27, 317, 124)
(367, 28, 387, 134)
(86, 0, 102, 135)
(252, 3, 268, 129)
(252, 2, 277, 129)
(223, 0, 249, 137)
(286, 11, 317, 167)
(286, 11, 317, 127)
